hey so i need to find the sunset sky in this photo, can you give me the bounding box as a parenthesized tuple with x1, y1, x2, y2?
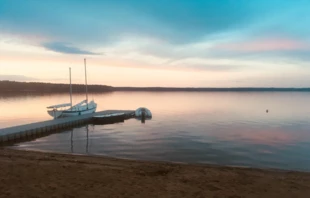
(1, 0, 310, 87)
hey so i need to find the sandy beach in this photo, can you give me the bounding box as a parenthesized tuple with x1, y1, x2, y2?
(0, 148, 309, 198)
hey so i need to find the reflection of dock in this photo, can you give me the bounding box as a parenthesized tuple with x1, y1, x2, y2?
(70, 124, 90, 154)
(0, 110, 134, 143)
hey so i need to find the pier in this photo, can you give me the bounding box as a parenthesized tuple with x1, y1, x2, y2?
(0, 110, 134, 143)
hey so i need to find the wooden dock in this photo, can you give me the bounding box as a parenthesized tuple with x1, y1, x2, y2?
(0, 110, 134, 143)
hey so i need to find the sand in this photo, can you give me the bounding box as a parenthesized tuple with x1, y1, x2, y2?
(0, 148, 310, 198)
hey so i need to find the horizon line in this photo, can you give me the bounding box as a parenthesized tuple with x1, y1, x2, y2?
(1, 80, 310, 89)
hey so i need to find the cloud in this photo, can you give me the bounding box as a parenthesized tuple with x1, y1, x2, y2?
(42, 42, 100, 55)
(0, 0, 260, 46)
(124, 0, 255, 44)
(0, 75, 37, 81)
(2, 0, 310, 80)
(169, 63, 243, 72)
(214, 37, 310, 52)
(1, 0, 310, 48)
(200, 35, 310, 65)
(115, 33, 310, 73)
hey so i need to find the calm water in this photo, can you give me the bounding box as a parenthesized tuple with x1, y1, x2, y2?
(1, 92, 310, 171)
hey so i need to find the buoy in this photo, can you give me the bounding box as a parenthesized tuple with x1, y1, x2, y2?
(135, 107, 152, 118)
(135, 107, 152, 123)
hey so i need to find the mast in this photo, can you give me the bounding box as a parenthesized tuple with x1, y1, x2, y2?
(84, 58, 88, 109)
(69, 67, 72, 108)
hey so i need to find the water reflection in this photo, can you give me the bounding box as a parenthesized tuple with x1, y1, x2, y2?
(3, 92, 310, 171)
(1, 91, 310, 128)
(70, 129, 73, 153)
(135, 117, 152, 124)
(69, 125, 90, 154)
(86, 125, 89, 153)
(209, 125, 306, 146)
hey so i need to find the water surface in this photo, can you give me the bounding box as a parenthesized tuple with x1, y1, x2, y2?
(1, 92, 310, 171)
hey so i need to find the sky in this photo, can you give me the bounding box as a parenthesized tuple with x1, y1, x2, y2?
(1, 0, 310, 87)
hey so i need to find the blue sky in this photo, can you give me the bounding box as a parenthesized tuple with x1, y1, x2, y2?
(1, 0, 310, 87)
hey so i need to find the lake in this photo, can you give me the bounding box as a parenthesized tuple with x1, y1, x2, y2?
(1, 91, 310, 171)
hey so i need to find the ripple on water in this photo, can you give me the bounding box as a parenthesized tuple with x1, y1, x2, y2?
(5, 92, 310, 172)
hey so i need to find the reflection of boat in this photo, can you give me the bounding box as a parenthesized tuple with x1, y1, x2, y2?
(47, 59, 97, 118)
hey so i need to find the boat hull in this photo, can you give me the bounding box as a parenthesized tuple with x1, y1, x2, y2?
(61, 107, 97, 117)
(47, 106, 97, 118)
(47, 110, 64, 118)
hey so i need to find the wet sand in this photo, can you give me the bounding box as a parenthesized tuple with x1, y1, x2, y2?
(0, 148, 310, 198)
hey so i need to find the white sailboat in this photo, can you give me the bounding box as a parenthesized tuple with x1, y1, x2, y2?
(47, 59, 97, 118)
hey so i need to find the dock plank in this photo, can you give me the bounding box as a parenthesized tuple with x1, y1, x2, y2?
(0, 110, 134, 142)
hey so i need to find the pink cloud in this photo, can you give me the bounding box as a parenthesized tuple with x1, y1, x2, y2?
(215, 37, 310, 52)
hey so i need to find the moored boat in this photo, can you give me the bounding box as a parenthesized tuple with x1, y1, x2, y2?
(47, 59, 97, 118)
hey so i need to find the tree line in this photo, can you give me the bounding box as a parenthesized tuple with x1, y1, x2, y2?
(1, 81, 310, 93)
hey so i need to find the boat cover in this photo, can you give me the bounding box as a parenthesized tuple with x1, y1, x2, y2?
(47, 103, 71, 109)
(72, 100, 87, 107)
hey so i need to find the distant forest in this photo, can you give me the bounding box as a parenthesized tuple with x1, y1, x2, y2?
(0, 81, 113, 93)
(1, 81, 310, 94)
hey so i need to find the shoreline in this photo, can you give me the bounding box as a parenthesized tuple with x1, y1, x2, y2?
(2, 81, 310, 94)
(11, 147, 310, 174)
(1, 148, 310, 197)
